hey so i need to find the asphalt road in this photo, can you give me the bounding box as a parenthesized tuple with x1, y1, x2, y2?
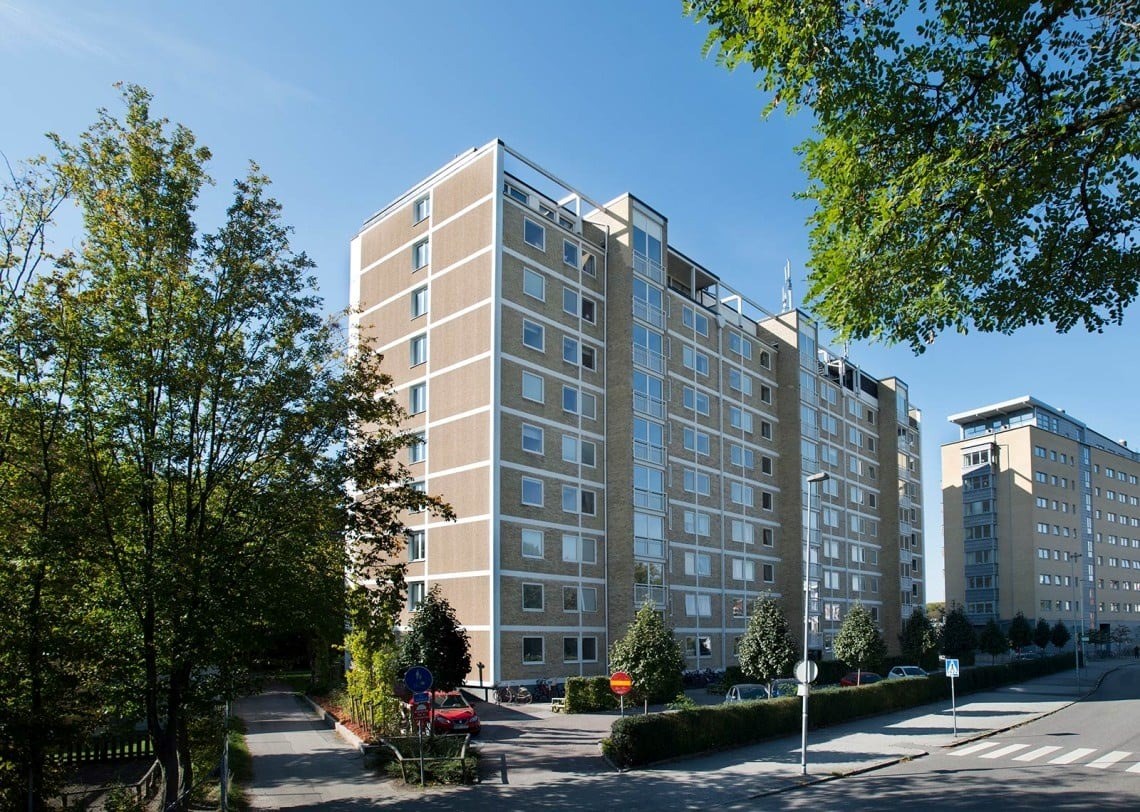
(749, 665, 1140, 811)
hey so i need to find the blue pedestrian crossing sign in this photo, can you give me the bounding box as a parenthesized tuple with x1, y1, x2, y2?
(404, 665, 433, 693)
(945, 658, 960, 678)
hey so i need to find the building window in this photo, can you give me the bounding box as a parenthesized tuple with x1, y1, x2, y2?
(524, 218, 545, 250)
(521, 423, 544, 455)
(683, 386, 711, 416)
(521, 477, 544, 506)
(522, 583, 544, 611)
(522, 319, 544, 351)
(562, 534, 597, 564)
(683, 346, 709, 375)
(731, 520, 753, 543)
(683, 427, 711, 456)
(759, 384, 772, 404)
(412, 239, 430, 271)
(523, 268, 545, 301)
(730, 444, 754, 469)
(562, 435, 596, 467)
(761, 456, 773, 475)
(763, 563, 775, 582)
(522, 529, 544, 559)
(562, 485, 597, 515)
(685, 594, 712, 617)
(633, 324, 665, 373)
(727, 332, 752, 360)
(731, 558, 755, 581)
(582, 253, 596, 276)
(635, 512, 666, 557)
(581, 345, 597, 370)
(563, 239, 579, 268)
(408, 581, 425, 611)
(408, 383, 426, 415)
(411, 285, 428, 318)
(682, 306, 710, 336)
(761, 491, 773, 511)
(684, 510, 711, 537)
(729, 407, 753, 432)
(413, 195, 430, 223)
(633, 371, 666, 419)
(407, 531, 425, 562)
(728, 368, 752, 396)
(684, 551, 712, 577)
(409, 433, 426, 463)
(522, 636, 544, 664)
(409, 334, 427, 367)
(563, 587, 598, 613)
(563, 636, 598, 662)
(521, 371, 544, 403)
(562, 386, 597, 419)
(760, 421, 773, 439)
(762, 528, 774, 546)
(730, 481, 754, 507)
(684, 469, 712, 496)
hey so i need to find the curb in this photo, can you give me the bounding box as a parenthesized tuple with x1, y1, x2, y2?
(295, 692, 369, 754)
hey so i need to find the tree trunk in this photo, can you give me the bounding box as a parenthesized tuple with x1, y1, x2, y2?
(177, 710, 193, 802)
(27, 564, 45, 812)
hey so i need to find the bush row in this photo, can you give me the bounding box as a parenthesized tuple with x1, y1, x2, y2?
(565, 676, 619, 713)
(601, 654, 1073, 767)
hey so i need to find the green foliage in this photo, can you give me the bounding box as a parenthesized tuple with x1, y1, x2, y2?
(979, 619, 1009, 663)
(603, 654, 1075, 767)
(667, 692, 698, 710)
(925, 602, 946, 624)
(736, 596, 796, 685)
(398, 585, 471, 691)
(380, 735, 478, 785)
(609, 603, 685, 704)
(1008, 612, 1033, 652)
(564, 676, 618, 713)
(686, 0, 1140, 351)
(833, 604, 887, 675)
(940, 606, 978, 658)
(1034, 618, 1052, 650)
(1109, 625, 1134, 647)
(898, 608, 938, 665)
(1051, 620, 1072, 650)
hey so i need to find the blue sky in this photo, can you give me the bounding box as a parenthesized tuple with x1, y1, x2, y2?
(4, 0, 1139, 602)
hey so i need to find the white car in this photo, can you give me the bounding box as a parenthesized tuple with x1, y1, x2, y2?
(888, 665, 928, 678)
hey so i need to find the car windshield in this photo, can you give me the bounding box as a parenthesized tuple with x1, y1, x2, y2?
(434, 694, 469, 709)
(734, 685, 767, 700)
(903, 667, 923, 675)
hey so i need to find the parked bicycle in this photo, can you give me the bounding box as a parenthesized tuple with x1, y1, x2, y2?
(496, 684, 532, 704)
(534, 678, 564, 702)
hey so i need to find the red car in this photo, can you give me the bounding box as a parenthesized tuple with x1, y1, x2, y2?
(430, 691, 481, 736)
(839, 671, 883, 687)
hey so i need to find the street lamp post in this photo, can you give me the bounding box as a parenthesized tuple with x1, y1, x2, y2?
(1071, 553, 1082, 691)
(802, 471, 829, 776)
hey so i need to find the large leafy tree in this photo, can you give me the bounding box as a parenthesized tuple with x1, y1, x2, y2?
(979, 618, 1009, 664)
(1034, 618, 1052, 650)
(736, 596, 796, 690)
(609, 602, 685, 703)
(398, 585, 472, 692)
(39, 85, 450, 811)
(1050, 620, 1072, 650)
(832, 604, 887, 682)
(686, 0, 1140, 351)
(1008, 611, 1033, 653)
(940, 606, 977, 659)
(898, 608, 938, 665)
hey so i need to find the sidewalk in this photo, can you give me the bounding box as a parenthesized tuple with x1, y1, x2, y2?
(236, 659, 1136, 810)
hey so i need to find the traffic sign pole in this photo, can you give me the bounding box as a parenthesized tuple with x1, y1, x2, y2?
(610, 671, 632, 717)
(944, 658, 960, 736)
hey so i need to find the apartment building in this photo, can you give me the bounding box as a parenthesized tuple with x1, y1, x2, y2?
(944, 397, 1140, 641)
(350, 140, 925, 685)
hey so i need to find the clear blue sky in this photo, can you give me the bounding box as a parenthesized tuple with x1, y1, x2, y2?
(5, 0, 1139, 602)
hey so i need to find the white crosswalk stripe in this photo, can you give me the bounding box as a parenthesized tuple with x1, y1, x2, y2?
(1088, 751, 1131, 769)
(981, 744, 1031, 759)
(1048, 747, 1097, 765)
(1014, 746, 1063, 762)
(1127, 762, 1140, 774)
(951, 742, 1002, 757)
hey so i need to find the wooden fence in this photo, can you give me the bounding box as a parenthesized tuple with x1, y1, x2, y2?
(54, 731, 153, 765)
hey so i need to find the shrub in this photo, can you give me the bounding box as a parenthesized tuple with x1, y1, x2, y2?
(565, 676, 618, 713)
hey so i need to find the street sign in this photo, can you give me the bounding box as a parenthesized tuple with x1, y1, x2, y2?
(610, 671, 632, 695)
(794, 660, 819, 684)
(945, 658, 960, 678)
(404, 665, 433, 693)
(412, 691, 430, 704)
(412, 701, 431, 723)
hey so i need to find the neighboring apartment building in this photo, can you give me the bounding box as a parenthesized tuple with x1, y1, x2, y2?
(943, 397, 1140, 642)
(349, 140, 925, 685)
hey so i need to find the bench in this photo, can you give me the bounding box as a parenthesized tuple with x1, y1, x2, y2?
(550, 697, 566, 713)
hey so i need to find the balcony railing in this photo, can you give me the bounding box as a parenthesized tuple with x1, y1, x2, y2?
(634, 392, 666, 420)
(633, 344, 666, 374)
(633, 298, 666, 329)
(634, 584, 665, 606)
(633, 251, 664, 284)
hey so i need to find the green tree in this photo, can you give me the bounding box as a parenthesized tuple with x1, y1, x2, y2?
(1109, 624, 1133, 651)
(736, 596, 796, 691)
(940, 606, 977, 660)
(686, 0, 1140, 351)
(979, 619, 1008, 664)
(1051, 620, 1072, 651)
(1008, 611, 1033, 653)
(399, 585, 472, 692)
(832, 604, 887, 682)
(45, 85, 451, 810)
(609, 602, 685, 703)
(898, 608, 938, 666)
(925, 602, 946, 625)
(1034, 618, 1052, 651)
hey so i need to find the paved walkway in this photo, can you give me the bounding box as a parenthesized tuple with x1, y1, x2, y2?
(236, 659, 1138, 810)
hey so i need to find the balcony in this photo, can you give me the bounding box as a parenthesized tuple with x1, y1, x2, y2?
(633, 392, 666, 420)
(633, 298, 666, 329)
(633, 344, 666, 374)
(633, 250, 665, 284)
(634, 584, 665, 607)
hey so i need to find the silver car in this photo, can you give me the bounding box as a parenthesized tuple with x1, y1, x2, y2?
(887, 665, 928, 678)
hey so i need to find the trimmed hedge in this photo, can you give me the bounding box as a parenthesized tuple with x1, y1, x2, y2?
(565, 676, 619, 713)
(601, 654, 1073, 767)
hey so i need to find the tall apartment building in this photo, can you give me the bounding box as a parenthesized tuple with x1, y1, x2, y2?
(349, 140, 925, 685)
(943, 397, 1140, 641)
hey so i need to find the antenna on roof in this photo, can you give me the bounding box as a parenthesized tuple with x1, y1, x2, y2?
(781, 260, 793, 313)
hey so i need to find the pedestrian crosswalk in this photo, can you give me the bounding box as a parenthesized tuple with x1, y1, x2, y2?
(950, 740, 1139, 773)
